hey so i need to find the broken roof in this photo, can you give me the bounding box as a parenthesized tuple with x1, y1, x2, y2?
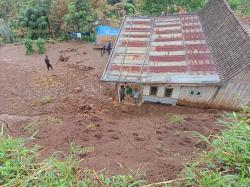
(101, 13, 220, 84)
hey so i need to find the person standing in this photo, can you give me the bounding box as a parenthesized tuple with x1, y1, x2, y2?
(133, 88, 140, 105)
(44, 55, 53, 71)
(119, 85, 125, 102)
(107, 40, 112, 55)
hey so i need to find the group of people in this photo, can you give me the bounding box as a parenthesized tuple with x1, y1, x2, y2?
(101, 40, 112, 56)
(119, 85, 141, 105)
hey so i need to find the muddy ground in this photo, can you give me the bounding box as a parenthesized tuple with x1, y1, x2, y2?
(0, 41, 222, 183)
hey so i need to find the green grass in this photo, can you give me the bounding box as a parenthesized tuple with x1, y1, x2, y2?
(0, 127, 145, 187)
(165, 113, 184, 126)
(184, 107, 250, 187)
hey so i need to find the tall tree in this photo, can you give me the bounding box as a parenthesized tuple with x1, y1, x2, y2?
(141, 0, 207, 16)
(64, 0, 96, 32)
(0, 0, 16, 42)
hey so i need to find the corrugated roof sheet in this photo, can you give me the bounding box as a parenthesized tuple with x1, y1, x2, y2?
(101, 13, 220, 84)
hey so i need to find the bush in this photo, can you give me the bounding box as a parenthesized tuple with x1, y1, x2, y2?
(36, 38, 46, 54)
(23, 38, 33, 55)
(185, 108, 250, 187)
(0, 129, 145, 186)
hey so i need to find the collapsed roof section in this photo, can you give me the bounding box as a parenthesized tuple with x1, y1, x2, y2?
(101, 13, 220, 84)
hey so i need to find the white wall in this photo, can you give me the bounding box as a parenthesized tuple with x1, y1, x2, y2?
(143, 85, 181, 98)
(177, 86, 217, 107)
(143, 84, 217, 107)
(143, 85, 180, 105)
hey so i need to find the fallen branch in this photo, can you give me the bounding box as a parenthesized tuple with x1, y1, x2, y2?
(141, 178, 187, 187)
(0, 119, 15, 133)
(59, 47, 80, 53)
(75, 58, 89, 64)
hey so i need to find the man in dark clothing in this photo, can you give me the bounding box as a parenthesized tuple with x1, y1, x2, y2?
(44, 55, 53, 70)
(119, 85, 125, 102)
(107, 40, 112, 55)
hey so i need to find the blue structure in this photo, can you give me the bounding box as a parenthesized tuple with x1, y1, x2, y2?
(94, 25, 119, 47)
(95, 25, 119, 37)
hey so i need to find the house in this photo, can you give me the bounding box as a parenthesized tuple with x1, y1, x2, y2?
(101, 0, 250, 110)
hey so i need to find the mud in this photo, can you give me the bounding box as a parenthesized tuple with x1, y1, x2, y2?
(0, 41, 223, 182)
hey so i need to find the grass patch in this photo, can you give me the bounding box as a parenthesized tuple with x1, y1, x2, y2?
(0, 128, 145, 186)
(40, 96, 54, 104)
(165, 113, 184, 126)
(24, 120, 40, 134)
(184, 108, 250, 187)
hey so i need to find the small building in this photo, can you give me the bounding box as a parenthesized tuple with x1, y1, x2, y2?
(101, 0, 250, 110)
(94, 25, 119, 49)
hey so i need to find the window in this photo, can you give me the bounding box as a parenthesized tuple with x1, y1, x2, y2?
(150, 86, 158, 96)
(164, 88, 173, 97)
(188, 90, 202, 96)
(189, 90, 195, 96)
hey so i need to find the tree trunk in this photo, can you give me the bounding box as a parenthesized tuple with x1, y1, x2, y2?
(47, 17, 56, 40)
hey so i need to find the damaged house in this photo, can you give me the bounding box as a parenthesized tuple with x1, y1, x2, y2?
(101, 0, 250, 110)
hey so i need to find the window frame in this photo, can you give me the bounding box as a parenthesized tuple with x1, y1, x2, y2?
(164, 88, 173, 97)
(150, 86, 158, 96)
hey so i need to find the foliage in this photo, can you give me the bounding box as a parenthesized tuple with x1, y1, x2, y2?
(185, 108, 250, 187)
(64, 0, 96, 32)
(36, 38, 46, 54)
(165, 113, 184, 125)
(228, 0, 250, 17)
(40, 95, 54, 104)
(124, 1, 136, 15)
(23, 38, 34, 55)
(17, 5, 49, 39)
(141, 0, 207, 15)
(0, 0, 250, 43)
(0, 128, 145, 186)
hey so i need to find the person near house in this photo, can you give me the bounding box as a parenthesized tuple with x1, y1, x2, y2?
(119, 85, 125, 102)
(101, 42, 108, 56)
(107, 40, 112, 55)
(133, 88, 140, 105)
(125, 85, 133, 96)
(44, 55, 53, 71)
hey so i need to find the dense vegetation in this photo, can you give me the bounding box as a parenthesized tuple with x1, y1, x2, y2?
(0, 0, 249, 44)
(185, 107, 250, 187)
(0, 130, 145, 186)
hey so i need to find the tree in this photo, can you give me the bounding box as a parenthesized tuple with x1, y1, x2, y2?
(49, 0, 72, 34)
(0, 0, 16, 42)
(16, 0, 54, 39)
(141, 0, 207, 16)
(64, 0, 96, 32)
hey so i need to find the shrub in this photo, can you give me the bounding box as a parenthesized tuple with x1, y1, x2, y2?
(185, 108, 250, 186)
(23, 38, 33, 55)
(0, 128, 145, 186)
(36, 38, 46, 54)
(165, 113, 184, 126)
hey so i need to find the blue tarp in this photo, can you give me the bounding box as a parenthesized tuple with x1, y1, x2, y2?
(96, 25, 119, 36)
